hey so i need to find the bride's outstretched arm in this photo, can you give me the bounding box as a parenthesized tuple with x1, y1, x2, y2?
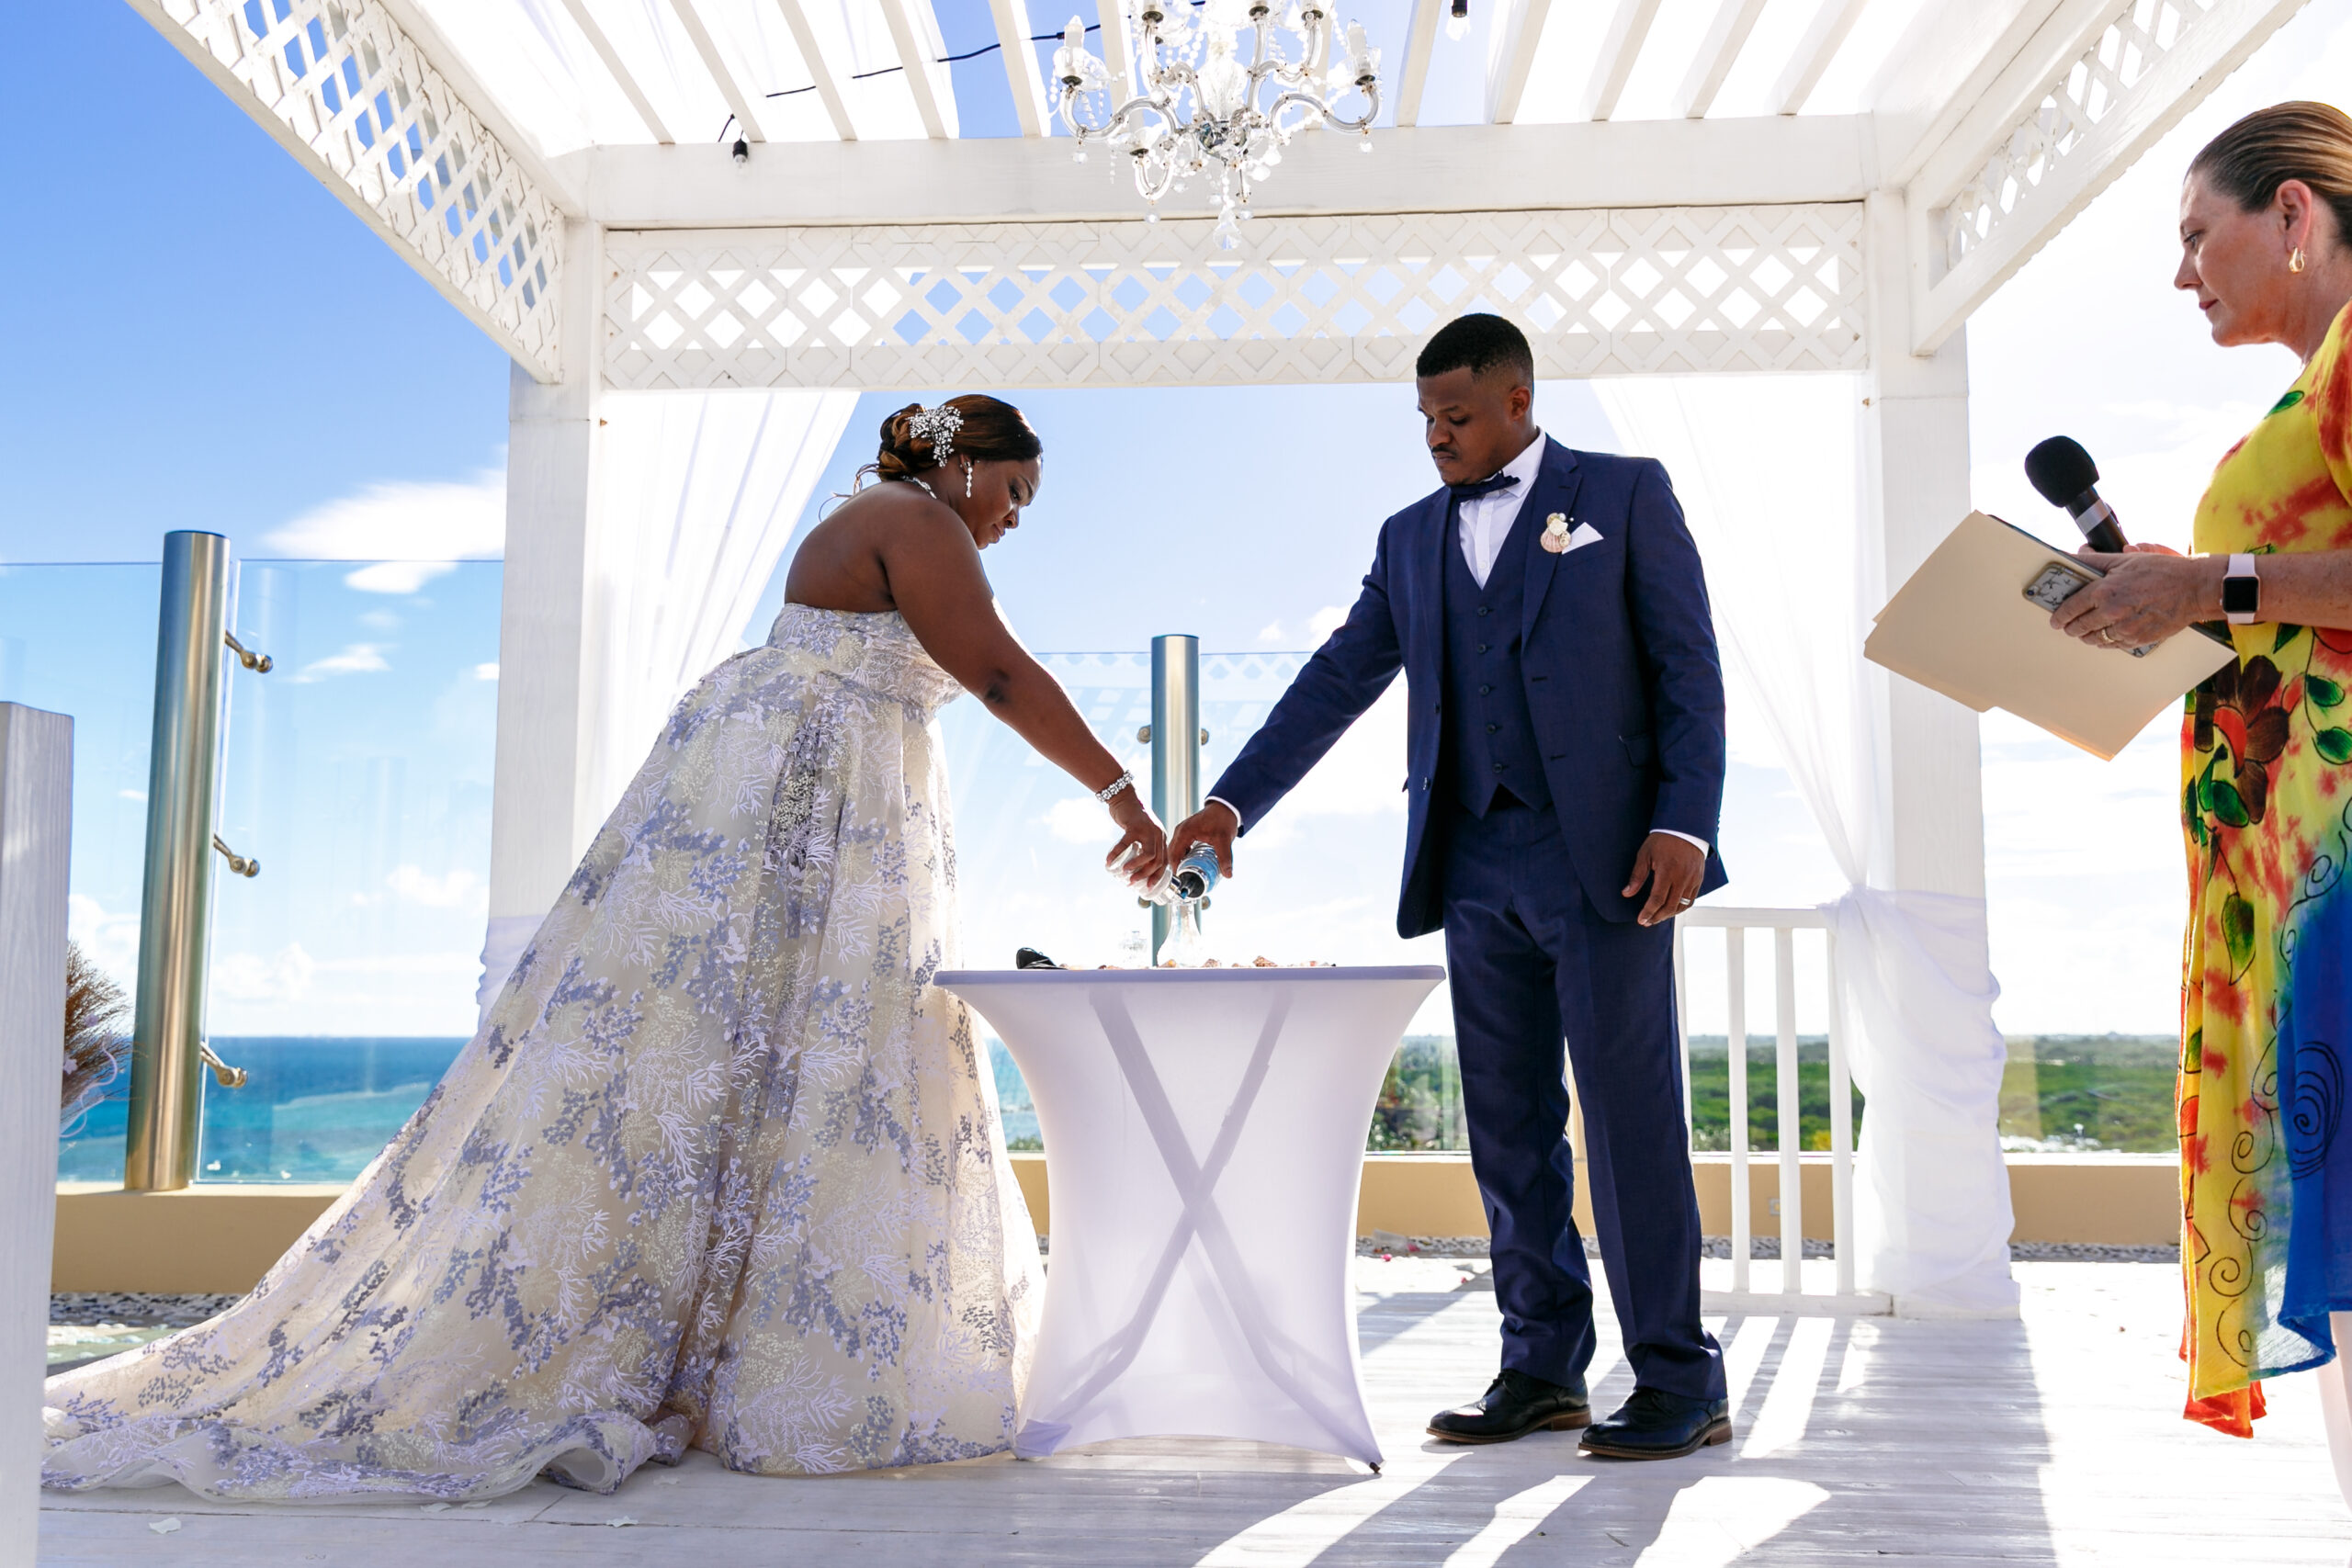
(883, 502, 1169, 887)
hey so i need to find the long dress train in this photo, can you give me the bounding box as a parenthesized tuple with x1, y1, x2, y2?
(43, 604, 1043, 1499)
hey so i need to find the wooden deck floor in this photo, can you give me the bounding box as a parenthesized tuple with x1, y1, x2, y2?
(40, 1261, 2352, 1566)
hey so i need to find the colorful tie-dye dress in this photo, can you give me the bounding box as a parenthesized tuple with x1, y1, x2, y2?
(2181, 299, 2352, 1436)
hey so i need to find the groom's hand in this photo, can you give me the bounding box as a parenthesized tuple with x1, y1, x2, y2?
(1623, 832, 1705, 927)
(1168, 800, 1240, 878)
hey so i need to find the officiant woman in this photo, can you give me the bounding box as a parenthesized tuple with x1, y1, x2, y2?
(2047, 100, 2352, 1458)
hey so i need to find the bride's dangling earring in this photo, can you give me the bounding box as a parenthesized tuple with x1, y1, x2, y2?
(965, 457, 974, 499)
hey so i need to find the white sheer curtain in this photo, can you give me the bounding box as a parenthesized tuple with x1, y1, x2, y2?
(479, 388, 857, 1016)
(1594, 376, 2019, 1315)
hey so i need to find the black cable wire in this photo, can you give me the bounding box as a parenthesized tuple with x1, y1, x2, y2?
(717, 2, 1213, 140)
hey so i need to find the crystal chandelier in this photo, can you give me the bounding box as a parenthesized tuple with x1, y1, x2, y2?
(1052, 0, 1383, 246)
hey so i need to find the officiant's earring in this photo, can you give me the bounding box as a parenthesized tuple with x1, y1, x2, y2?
(2291, 245, 2309, 275)
(965, 457, 974, 498)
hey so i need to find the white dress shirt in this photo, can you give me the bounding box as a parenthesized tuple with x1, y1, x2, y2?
(1207, 433, 1708, 858)
(1457, 430, 1548, 587)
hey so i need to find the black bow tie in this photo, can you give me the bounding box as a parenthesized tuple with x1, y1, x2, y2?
(1450, 472, 1521, 501)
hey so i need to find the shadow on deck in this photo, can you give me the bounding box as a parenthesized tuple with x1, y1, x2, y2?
(40, 1262, 2347, 1566)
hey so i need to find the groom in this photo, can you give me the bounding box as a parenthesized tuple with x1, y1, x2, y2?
(1172, 313, 1730, 1458)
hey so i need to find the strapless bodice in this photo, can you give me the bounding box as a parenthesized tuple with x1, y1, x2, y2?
(763, 603, 965, 716)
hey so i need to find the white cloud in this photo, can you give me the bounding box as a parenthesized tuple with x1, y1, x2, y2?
(1307, 605, 1349, 641)
(313, 952, 481, 976)
(386, 864, 486, 910)
(472, 662, 500, 682)
(291, 642, 391, 682)
(117, 788, 145, 804)
(1264, 682, 1410, 826)
(263, 469, 505, 561)
(1257, 620, 1286, 644)
(345, 561, 456, 595)
(212, 943, 317, 1002)
(1042, 795, 1106, 844)
(67, 894, 139, 984)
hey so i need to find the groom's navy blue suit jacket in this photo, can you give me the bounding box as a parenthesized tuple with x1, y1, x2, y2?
(1210, 437, 1729, 937)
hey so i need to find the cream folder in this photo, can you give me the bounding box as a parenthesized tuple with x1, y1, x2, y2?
(1863, 511, 2236, 761)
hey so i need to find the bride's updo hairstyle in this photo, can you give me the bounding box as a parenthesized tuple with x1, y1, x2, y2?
(859, 394, 1044, 489)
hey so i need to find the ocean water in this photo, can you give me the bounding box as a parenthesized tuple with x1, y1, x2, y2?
(61, 1035, 1044, 1184)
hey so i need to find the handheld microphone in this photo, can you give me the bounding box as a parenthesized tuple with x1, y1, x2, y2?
(2024, 436, 2130, 553)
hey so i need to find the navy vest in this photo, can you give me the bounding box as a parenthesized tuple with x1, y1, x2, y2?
(1442, 499, 1552, 816)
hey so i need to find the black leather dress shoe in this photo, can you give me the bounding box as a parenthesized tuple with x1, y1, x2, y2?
(1577, 1388, 1732, 1460)
(1426, 1370, 1590, 1444)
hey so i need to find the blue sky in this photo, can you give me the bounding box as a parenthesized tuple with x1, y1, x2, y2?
(9, 3, 2352, 1041)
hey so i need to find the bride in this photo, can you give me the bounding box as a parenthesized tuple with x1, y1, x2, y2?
(44, 395, 1170, 1499)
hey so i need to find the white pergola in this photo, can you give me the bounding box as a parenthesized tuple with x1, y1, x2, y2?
(128, 0, 2312, 1309)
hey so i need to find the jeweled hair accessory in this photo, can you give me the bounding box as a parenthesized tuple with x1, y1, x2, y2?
(907, 403, 964, 464)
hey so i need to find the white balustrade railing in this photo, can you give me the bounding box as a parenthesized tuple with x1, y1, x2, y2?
(1671, 907, 1860, 1303)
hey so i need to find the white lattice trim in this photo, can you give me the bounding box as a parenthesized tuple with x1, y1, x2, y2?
(604, 207, 1866, 390)
(133, 0, 563, 379)
(1937, 0, 2229, 271)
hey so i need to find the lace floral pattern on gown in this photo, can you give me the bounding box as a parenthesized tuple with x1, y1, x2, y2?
(43, 605, 1043, 1499)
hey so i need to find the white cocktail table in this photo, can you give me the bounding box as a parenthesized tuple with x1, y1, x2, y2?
(934, 964, 1444, 1468)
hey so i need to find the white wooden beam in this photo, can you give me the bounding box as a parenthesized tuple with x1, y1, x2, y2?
(0, 703, 69, 1568)
(880, 0, 961, 138)
(672, 0, 772, 141)
(1771, 0, 1870, 116)
(126, 0, 568, 380)
(1581, 0, 1663, 123)
(1863, 0, 2063, 186)
(1394, 0, 1442, 129)
(991, 0, 1054, 136)
(562, 112, 1872, 223)
(1908, 0, 2312, 355)
(487, 220, 606, 1008)
(1675, 0, 1770, 119)
(771, 0, 861, 141)
(553, 0, 677, 142)
(1486, 0, 1555, 126)
(1906, 0, 2155, 208)
(1852, 186, 2021, 1318)
(374, 0, 585, 207)
(1097, 0, 1141, 100)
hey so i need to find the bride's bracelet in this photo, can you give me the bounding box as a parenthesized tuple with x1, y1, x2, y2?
(1094, 769, 1136, 804)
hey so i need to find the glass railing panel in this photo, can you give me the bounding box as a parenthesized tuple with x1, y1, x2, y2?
(13, 559, 501, 1183)
(26, 592, 1456, 1179)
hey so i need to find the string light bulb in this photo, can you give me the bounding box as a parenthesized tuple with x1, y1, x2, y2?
(1445, 0, 1469, 40)
(730, 136, 750, 164)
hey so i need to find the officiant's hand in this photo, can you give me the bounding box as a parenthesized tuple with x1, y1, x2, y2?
(2052, 542, 2214, 649)
(1624, 832, 1706, 927)
(1106, 790, 1170, 889)
(1168, 800, 1239, 880)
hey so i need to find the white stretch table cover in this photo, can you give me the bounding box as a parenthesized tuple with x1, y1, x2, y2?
(935, 965, 1443, 1467)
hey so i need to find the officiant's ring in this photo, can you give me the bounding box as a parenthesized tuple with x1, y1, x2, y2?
(2098, 627, 2118, 645)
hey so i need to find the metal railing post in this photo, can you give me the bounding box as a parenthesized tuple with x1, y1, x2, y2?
(123, 533, 233, 1191)
(1148, 634, 1201, 964)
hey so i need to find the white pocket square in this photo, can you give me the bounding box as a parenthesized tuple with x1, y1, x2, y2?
(1561, 522, 1604, 554)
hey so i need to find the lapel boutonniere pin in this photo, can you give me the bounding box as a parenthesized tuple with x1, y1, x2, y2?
(1540, 513, 1572, 554)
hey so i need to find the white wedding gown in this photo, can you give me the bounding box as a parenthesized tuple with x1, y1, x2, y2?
(44, 605, 1044, 1500)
